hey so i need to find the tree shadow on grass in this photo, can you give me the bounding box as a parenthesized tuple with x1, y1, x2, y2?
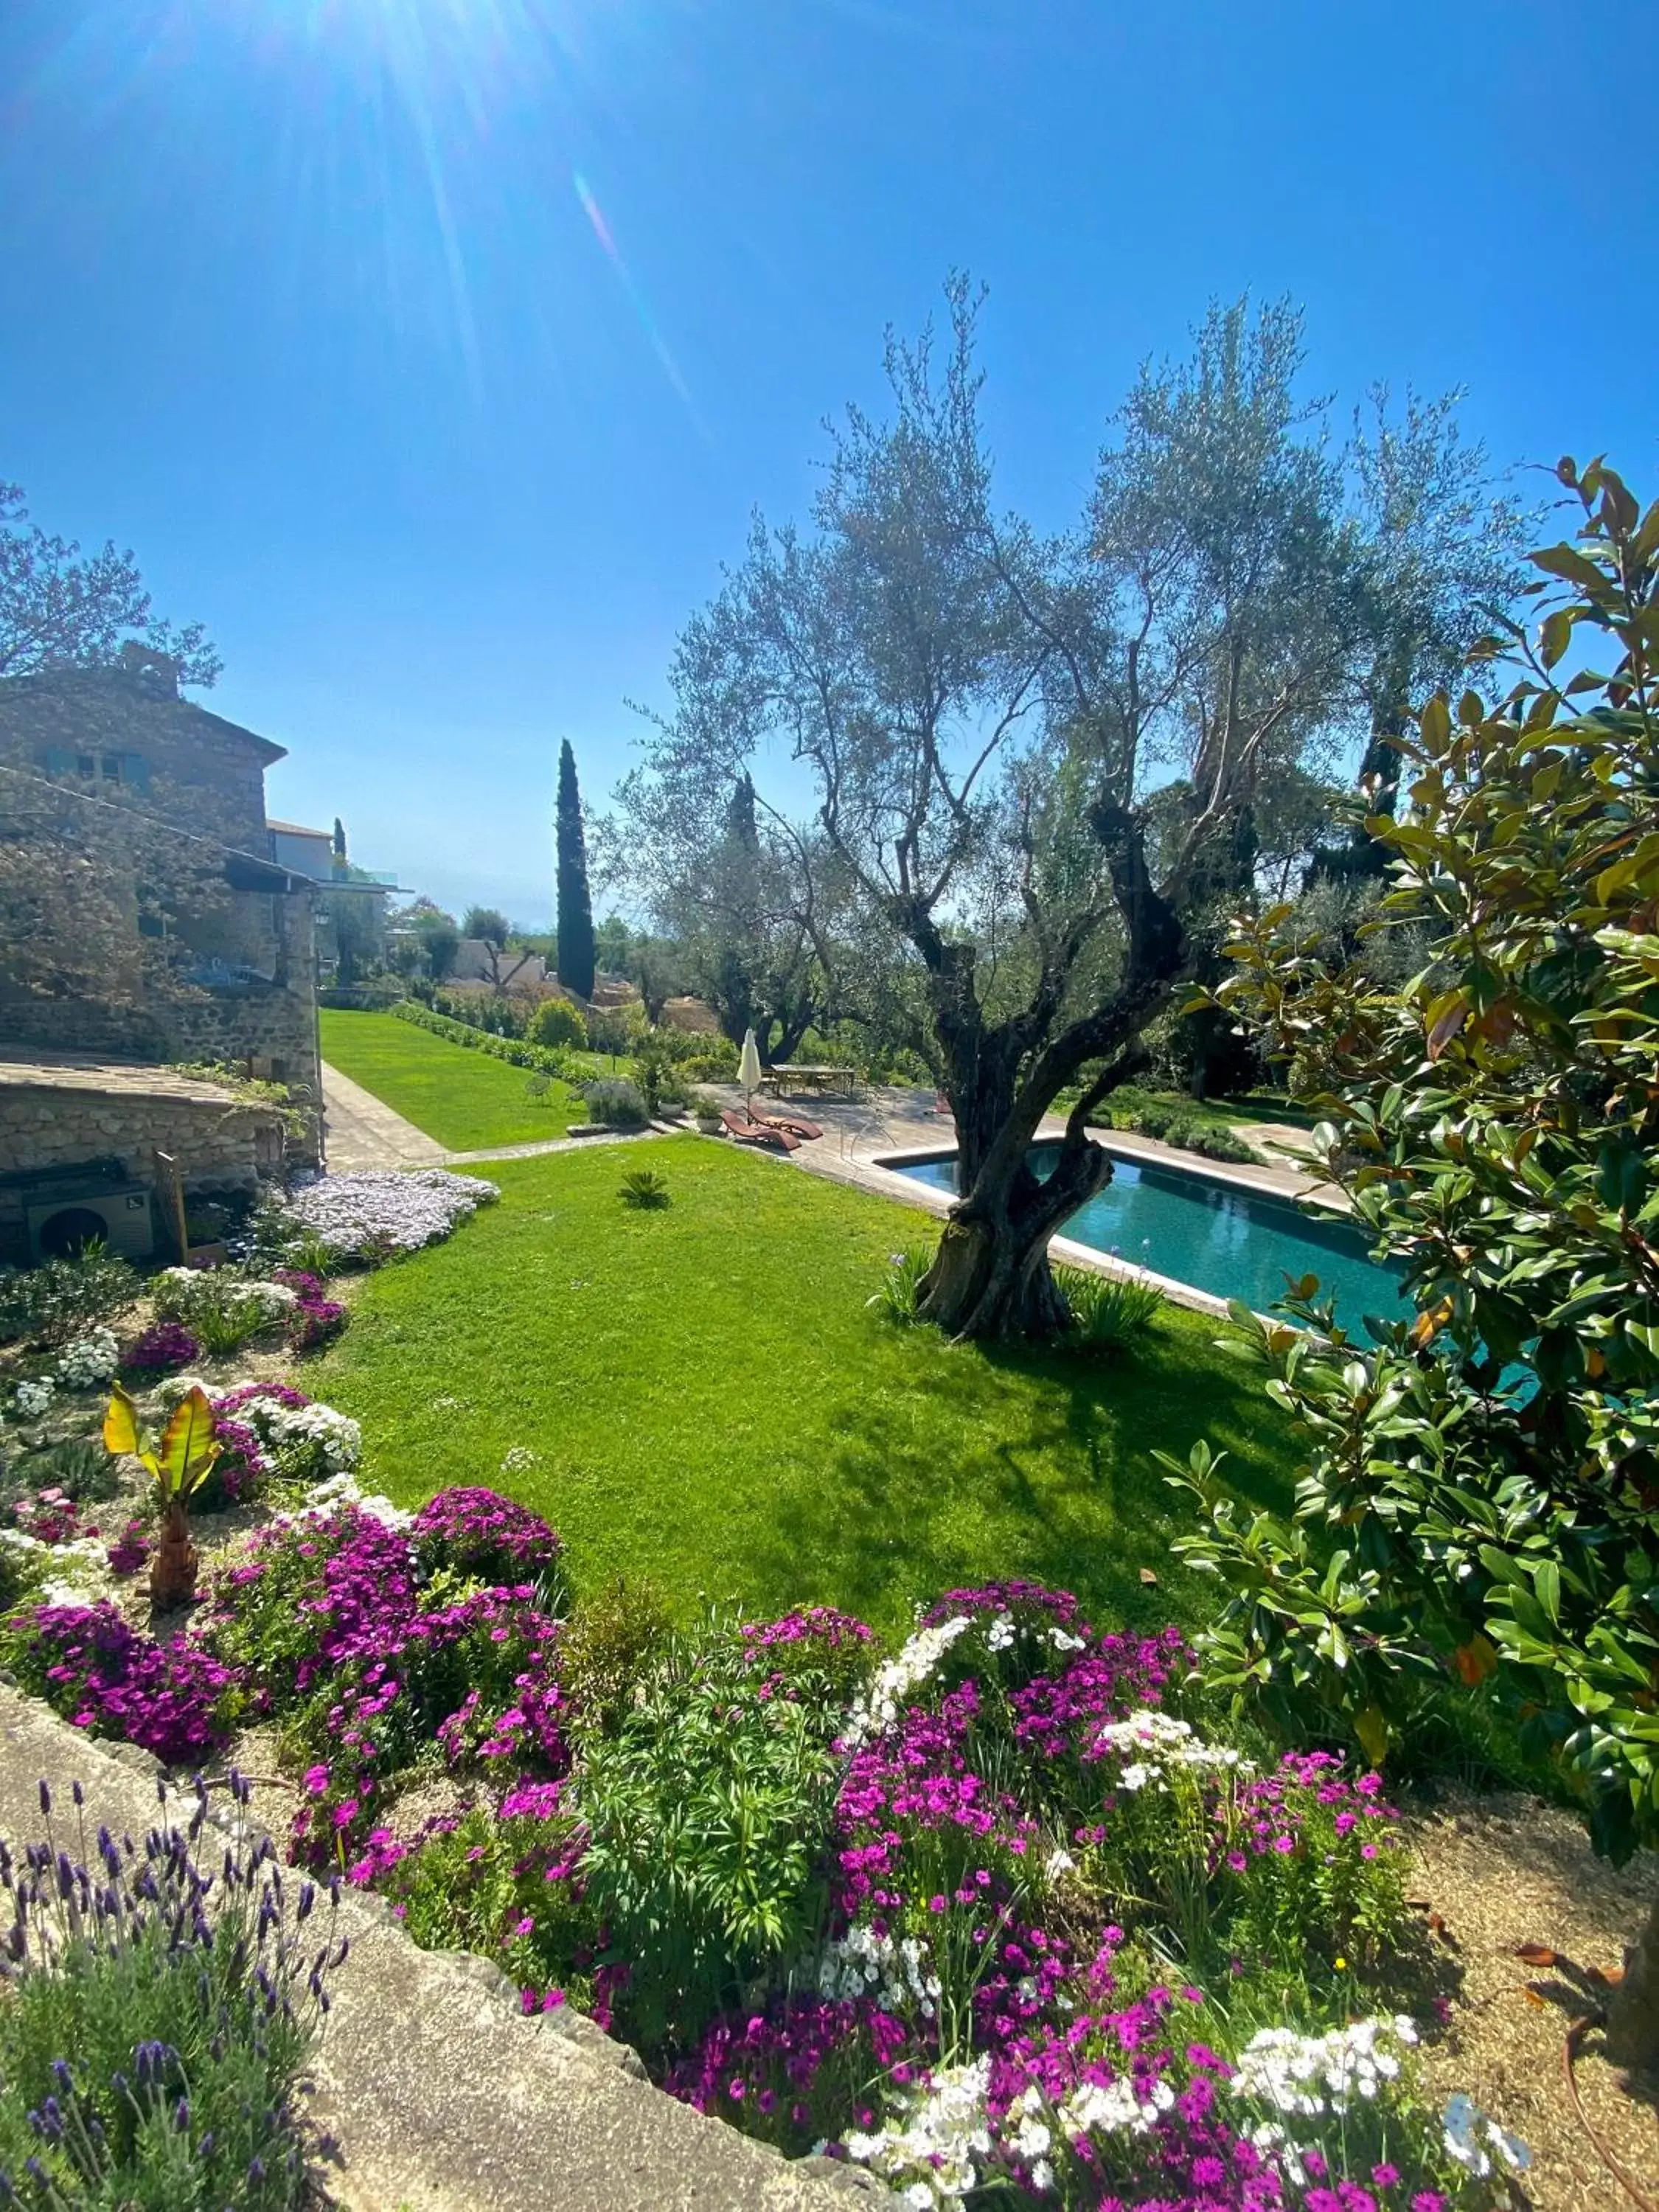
(737, 1318, 1294, 1637)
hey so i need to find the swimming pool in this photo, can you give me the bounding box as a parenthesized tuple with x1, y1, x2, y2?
(890, 1144, 1404, 1329)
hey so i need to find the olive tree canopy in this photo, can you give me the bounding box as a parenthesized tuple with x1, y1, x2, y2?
(632, 282, 1523, 1338)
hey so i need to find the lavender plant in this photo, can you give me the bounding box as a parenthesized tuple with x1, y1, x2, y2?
(0, 1775, 344, 2209)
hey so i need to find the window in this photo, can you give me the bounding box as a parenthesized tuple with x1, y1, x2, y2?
(38, 747, 147, 790)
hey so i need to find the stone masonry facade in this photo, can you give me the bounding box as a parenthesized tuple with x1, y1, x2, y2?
(0, 1060, 288, 1267)
(0, 652, 322, 1158)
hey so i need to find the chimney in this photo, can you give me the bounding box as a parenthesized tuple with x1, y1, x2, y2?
(119, 642, 181, 698)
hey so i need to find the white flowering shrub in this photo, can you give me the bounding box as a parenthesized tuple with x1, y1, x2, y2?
(841, 1615, 973, 1751)
(1439, 2090, 1531, 2181)
(10, 1378, 54, 1421)
(818, 1924, 941, 2020)
(0, 1526, 112, 1606)
(152, 1267, 298, 1352)
(280, 1472, 413, 1531)
(1229, 2014, 1418, 2118)
(844, 2057, 991, 2205)
(1091, 1708, 1253, 1790)
(1222, 2017, 1531, 2200)
(232, 1397, 362, 1484)
(54, 1327, 120, 1391)
(276, 1169, 499, 1260)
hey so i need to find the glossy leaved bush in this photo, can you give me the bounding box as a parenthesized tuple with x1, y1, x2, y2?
(1166, 460, 1659, 2050)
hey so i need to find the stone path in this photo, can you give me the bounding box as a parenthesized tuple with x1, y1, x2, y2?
(0, 1690, 876, 2212)
(321, 1062, 448, 1172)
(320, 1062, 661, 1173)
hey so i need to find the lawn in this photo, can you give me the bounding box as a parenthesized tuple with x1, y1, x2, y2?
(319, 1008, 587, 1151)
(309, 1136, 1295, 1637)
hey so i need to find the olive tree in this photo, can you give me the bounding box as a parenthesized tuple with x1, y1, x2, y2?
(636, 282, 1519, 1339)
(0, 479, 220, 686)
(616, 764, 842, 1059)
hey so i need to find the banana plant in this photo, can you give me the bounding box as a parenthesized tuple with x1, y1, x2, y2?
(102, 1383, 221, 1610)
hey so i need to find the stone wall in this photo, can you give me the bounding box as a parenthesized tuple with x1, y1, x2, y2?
(0, 664, 278, 850)
(0, 983, 321, 1166)
(0, 1067, 288, 1266)
(0, 658, 323, 1152)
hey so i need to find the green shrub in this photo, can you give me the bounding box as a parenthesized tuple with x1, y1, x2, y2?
(0, 1780, 338, 2210)
(560, 1574, 674, 1738)
(582, 1077, 648, 1129)
(574, 1611, 844, 2053)
(1054, 1263, 1165, 1354)
(866, 1245, 933, 1324)
(1163, 1116, 1256, 1164)
(392, 999, 577, 1082)
(245, 1197, 338, 1279)
(375, 1802, 594, 2011)
(682, 1040, 739, 1080)
(150, 1267, 295, 1355)
(529, 997, 588, 1050)
(1172, 467, 1659, 2049)
(0, 1248, 139, 1349)
(586, 1002, 649, 1058)
(619, 1168, 672, 1209)
(4, 1434, 120, 1510)
(631, 1035, 692, 1113)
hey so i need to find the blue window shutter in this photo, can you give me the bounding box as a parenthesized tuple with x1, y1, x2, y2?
(121, 753, 150, 793)
(37, 747, 74, 776)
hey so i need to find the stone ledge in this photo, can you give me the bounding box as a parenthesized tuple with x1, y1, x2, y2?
(0, 1690, 883, 2211)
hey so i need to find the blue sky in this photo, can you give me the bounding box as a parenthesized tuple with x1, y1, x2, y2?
(4, 0, 1655, 924)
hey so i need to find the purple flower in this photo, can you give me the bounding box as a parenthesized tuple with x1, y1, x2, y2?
(119, 1321, 200, 1371)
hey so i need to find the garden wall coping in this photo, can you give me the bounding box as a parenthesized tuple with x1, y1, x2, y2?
(0, 1687, 885, 2211)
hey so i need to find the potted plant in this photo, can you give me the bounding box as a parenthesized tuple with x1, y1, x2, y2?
(102, 1382, 223, 1610)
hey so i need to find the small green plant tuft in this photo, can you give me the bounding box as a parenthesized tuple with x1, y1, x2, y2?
(560, 1575, 674, 1737)
(1055, 1264, 1166, 1354)
(619, 1167, 672, 1210)
(866, 1245, 933, 1324)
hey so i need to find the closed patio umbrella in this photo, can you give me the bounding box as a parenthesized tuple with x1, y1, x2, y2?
(739, 1028, 763, 1114)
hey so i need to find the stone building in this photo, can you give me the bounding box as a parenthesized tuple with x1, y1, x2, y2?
(0, 1057, 289, 1267)
(0, 645, 322, 1110)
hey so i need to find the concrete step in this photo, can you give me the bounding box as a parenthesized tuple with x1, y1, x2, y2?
(0, 1689, 881, 2212)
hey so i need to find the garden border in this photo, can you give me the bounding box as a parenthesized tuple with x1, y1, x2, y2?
(0, 1684, 885, 2211)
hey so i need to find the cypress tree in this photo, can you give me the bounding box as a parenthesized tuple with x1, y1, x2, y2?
(554, 738, 596, 999)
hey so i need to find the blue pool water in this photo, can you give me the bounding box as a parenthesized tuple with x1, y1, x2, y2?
(892, 1145, 1404, 1329)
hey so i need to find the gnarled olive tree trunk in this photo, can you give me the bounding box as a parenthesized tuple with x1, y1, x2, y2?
(912, 796, 1186, 1343)
(917, 1124, 1116, 1339)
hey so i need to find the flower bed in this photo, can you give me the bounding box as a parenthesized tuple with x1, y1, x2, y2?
(277, 1168, 500, 1259)
(0, 1461, 1530, 2211)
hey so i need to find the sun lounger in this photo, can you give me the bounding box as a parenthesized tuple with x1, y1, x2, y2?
(720, 1109, 801, 1153)
(756, 1107, 823, 1141)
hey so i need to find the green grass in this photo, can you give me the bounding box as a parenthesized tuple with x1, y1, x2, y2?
(309, 1137, 1295, 1637)
(319, 1009, 588, 1151)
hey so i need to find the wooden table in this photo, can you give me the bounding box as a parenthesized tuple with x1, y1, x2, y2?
(759, 1064, 857, 1099)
